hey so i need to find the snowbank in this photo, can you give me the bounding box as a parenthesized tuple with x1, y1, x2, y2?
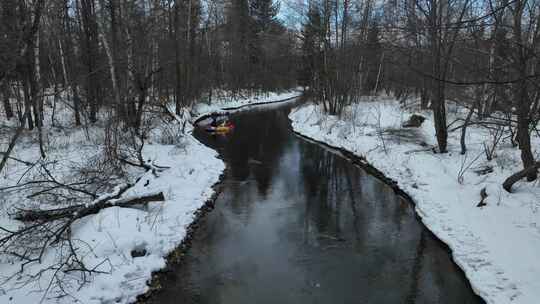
(289, 98, 540, 304)
(0, 110, 224, 303)
(191, 88, 303, 122)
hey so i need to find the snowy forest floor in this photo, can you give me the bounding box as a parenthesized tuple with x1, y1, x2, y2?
(289, 97, 540, 304)
(0, 105, 224, 303)
(0, 89, 300, 303)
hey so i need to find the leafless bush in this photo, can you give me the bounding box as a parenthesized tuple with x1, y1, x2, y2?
(373, 105, 388, 154)
(154, 117, 188, 146)
(457, 152, 483, 184)
(483, 124, 505, 161)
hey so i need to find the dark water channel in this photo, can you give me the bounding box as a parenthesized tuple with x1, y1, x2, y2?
(151, 102, 484, 304)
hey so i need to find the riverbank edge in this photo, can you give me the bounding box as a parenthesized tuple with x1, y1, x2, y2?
(192, 94, 301, 125)
(290, 129, 486, 303)
(135, 164, 228, 303)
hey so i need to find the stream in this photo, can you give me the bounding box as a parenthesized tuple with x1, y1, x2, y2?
(149, 101, 484, 304)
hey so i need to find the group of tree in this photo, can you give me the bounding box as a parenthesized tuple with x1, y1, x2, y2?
(3, 0, 540, 205)
(298, 0, 540, 187)
(0, 0, 297, 146)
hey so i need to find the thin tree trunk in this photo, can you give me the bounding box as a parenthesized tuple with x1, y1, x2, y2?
(0, 123, 25, 174)
(373, 52, 384, 94)
(34, 29, 43, 124)
(2, 81, 14, 119)
(432, 83, 448, 153)
(80, 0, 99, 123)
(58, 38, 69, 89)
(33, 31, 46, 159)
(460, 104, 475, 154)
(73, 86, 82, 126)
(99, 32, 122, 108)
(23, 73, 34, 130)
(174, 1, 186, 114)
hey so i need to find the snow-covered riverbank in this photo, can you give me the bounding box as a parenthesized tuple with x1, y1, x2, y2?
(0, 126, 224, 303)
(289, 98, 540, 304)
(191, 88, 303, 122)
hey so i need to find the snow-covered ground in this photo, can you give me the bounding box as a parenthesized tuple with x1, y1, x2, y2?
(191, 88, 303, 121)
(289, 97, 540, 304)
(0, 105, 224, 303)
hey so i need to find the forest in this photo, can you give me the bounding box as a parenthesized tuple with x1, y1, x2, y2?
(2, 0, 540, 181)
(1, 0, 540, 302)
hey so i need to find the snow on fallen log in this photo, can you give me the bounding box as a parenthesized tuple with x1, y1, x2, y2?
(502, 162, 540, 192)
(15, 184, 165, 222)
(0, 183, 165, 282)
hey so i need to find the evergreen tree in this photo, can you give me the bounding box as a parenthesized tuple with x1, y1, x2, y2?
(249, 0, 280, 90)
(250, 0, 279, 33)
(227, 0, 252, 89)
(300, 2, 322, 90)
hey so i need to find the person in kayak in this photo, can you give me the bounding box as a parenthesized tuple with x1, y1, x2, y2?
(210, 113, 219, 127)
(206, 113, 234, 133)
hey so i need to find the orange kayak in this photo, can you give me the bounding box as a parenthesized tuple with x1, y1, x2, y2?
(206, 122, 235, 133)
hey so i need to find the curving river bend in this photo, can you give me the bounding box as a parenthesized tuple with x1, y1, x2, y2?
(150, 101, 484, 304)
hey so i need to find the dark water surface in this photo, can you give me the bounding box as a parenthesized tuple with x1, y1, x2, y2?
(151, 103, 484, 304)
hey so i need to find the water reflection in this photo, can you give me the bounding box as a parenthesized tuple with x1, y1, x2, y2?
(151, 104, 483, 304)
(202, 109, 291, 198)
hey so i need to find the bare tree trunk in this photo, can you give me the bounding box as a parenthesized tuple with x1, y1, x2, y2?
(1, 81, 14, 119)
(97, 0, 122, 119)
(22, 70, 34, 130)
(513, 0, 536, 180)
(373, 52, 384, 94)
(80, 0, 99, 123)
(174, 1, 182, 114)
(0, 112, 28, 173)
(185, 0, 193, 107)
(125, 21, 136, 129)
(73, 86, 82, 126)
(34, 28, 43, 124)
(431, 45, 448, 152)
(460, 103, 475, 154)
(516, 88, 535, 180)
(58, 38, 69, 89)
(61, 0, 81, 126)
(31, 29, 46, 159)
(0, 128, 24, 173)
